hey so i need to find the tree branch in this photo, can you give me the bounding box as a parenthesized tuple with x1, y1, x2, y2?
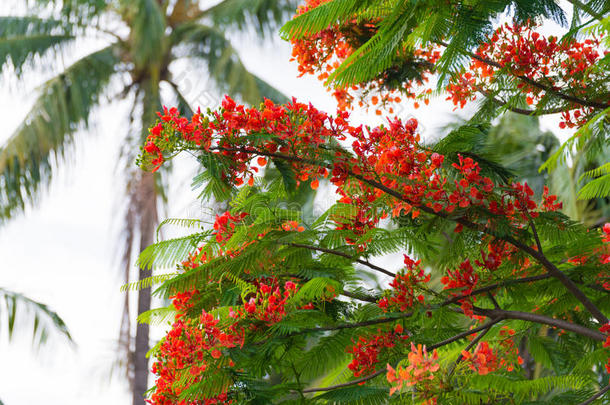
(471, 82, 564, 115)
(436, 40, 609, 110)
(212, 146, 609, 324)
(474, 307, 606, 341)
(577, 384, 610, 405)
(281, 242, 395, 277)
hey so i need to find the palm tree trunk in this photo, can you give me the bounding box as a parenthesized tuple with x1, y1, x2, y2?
(132, 171, 158, 405)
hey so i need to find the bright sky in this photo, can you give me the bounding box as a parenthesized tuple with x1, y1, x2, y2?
(0, 4, 570, 404)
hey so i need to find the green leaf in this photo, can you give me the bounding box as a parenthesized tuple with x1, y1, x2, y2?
(312, 386, 389, 404)
(272, 158, 297, 193)
(137, 232, 210, 270)
(577, 173, 610, 199)
(172, 24, 289, 105)
(0, 16, 75, 76)
(0, 45, 118, 221)
(0, 287, 72, 348)
(204, 0, 299, 36)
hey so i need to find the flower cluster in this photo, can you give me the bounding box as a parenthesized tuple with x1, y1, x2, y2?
(378, 255, 430, 312)
(447, 22, 607, 128)
(497, 326, 524, 372)
(242, 280, 299, 324)
(148, 292, 242, 405)
(213, 211, 248, 242)
(289, 0, 440, 113)
(148, 258, 302, 404)
(441, 259, 479, 317)
(462, 341, 498, 375)
(387, 343, 440, 403)
(601, 323, 610, 377)
(347, 325, 408, 378)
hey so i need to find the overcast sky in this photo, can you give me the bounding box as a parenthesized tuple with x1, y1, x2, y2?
(0, 4, 570, 404)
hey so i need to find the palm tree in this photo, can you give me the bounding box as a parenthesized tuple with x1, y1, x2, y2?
(0, 1, 296, 403)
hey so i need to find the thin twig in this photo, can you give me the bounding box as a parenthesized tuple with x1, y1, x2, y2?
(529, 217, 544, 254)
(466, 80, 564, 116)
(446, 318, 500, 380)
(487, 291, 501, 310)
(282, 242, 396, 277)
(577, 384, 610, 405)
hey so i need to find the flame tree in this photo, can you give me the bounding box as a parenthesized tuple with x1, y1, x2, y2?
(134, 1, 609, 404)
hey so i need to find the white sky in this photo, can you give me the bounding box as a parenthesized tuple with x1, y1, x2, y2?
(0, 5, 571, 404)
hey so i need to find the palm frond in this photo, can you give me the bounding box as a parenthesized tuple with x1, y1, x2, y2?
(0, 45, 118, 221)
(0, 16, 75, 77)
(122, 0, 166, 67)
(203, 0, 300, 36)
(0, 287, 72, 348)
(171, 24, 289, 104)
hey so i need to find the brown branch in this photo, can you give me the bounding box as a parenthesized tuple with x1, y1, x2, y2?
(577, 384, 610, 405)
(471, 82, 564, 116)
(281, 242, 395, 277)
(474, 307, 606, 341)
(441, 273, 552, 306)
(212, 146, 609, 324)
(487, 291, 501, 309)
(529, 217, 544, 255)
(297, 312, 413, 335)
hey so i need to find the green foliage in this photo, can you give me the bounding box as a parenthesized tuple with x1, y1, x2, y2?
(137, 232, 211, 270)
(0, 45, 118, 221)
(312, 386, 389, 404)
(0, 16, 75, 76)
(172, 24, 289, 105)
(0, 287, 72, 348)
(205, 0, 300, 36)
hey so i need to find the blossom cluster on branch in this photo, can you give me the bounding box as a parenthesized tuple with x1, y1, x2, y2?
(139, 94, 610, 403)
(289, 1, 608, 128)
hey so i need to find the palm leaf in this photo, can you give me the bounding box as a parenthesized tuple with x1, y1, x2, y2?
(0, 16, 76, 76)
(171, 24, 289, 104)
(122, 0, 166, 67)
(0, 287, 72, 347)
(0, 45, 118, 221)
(204, 0, 300, 36)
